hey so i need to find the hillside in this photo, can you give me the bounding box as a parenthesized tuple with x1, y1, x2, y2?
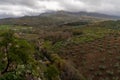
(1, 11, 120, 80)
(0, 11, 119, 27)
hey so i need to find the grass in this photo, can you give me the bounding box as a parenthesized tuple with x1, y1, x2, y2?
(0, 25, 32, 31)
(70, 27, 113, 44)
(0, 25, 11, 30)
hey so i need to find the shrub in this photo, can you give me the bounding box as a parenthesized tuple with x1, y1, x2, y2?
(44, 65, 59, 80)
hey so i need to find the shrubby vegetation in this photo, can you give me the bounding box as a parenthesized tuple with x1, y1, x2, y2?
(0, 30, 37, 80)
(1, 20, 120, 80)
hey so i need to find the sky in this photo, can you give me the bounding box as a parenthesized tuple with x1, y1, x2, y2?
(0, 0, 120, 18)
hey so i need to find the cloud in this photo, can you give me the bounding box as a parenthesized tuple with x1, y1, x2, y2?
(0, 0, 120, 18)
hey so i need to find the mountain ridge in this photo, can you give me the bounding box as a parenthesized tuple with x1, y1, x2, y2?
(0, 11, 120, 27)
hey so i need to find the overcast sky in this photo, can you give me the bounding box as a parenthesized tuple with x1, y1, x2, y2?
(0, 0, 120, 18)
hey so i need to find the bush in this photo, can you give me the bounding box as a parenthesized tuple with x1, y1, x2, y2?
(43, 31, 71, 44)
(44, 65, 59, 80)
(0, 72, 25, 80)
(72, 30, 83, 36)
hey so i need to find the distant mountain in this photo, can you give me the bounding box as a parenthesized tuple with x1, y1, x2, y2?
(40, 11, 120, 19)
(68, 11, 120, 19)
(0, 11, 120, 27)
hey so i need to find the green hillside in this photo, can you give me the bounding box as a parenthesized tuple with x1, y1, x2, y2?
(0, 19, 120, 80)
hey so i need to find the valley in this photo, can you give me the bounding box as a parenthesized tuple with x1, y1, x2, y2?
(0, 11, 120, 80)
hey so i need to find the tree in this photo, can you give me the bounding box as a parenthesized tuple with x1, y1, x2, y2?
(0, 30, 34, 76)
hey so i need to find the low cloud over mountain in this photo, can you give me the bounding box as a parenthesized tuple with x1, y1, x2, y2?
(0, 0, 120, 18)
